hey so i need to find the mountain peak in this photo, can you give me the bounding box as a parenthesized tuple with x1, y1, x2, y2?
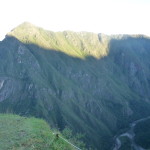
(6, 22, 109, 58)
(7, 22, 40, 37)
(16, 22, 35, 28)
(20, 21, 35, 26)
(1, 21, 150, 150)
(6, 22, 150, 59)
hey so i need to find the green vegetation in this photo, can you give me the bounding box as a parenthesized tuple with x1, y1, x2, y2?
(0, 114, 76, 150)
(0, 22, 150, 149)
(119, 136, 132, 150)
(7, 22, 109, 58)
(134, 119, 150, 149)
(62, 127, 86, 149)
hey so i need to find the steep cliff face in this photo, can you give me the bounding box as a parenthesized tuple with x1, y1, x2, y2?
(0, 22, 150, 149)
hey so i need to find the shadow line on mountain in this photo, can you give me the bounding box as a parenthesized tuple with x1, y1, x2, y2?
(1, 35, 150, 150)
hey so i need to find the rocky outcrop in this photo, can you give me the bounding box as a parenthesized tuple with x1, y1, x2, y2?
(0, 23, 150, 149)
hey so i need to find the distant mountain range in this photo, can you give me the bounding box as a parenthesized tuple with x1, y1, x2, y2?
(0, 22, 150, 150)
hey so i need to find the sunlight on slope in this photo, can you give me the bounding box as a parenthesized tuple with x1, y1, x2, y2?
(7, 22, 109, 59)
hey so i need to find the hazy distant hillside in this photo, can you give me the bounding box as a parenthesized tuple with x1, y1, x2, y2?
(0, 22, 150, 149)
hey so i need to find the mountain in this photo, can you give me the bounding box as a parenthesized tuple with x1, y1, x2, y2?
(0, 114, 75, 150)
(134, 118, 150, 149)
(0, 22, 150, 149)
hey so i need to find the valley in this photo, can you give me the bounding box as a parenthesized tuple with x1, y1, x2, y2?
(0, 22, 150, 149)
(113, 116, 150, 150)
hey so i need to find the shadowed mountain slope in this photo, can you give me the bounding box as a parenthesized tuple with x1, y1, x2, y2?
(0, 22, 150, 149)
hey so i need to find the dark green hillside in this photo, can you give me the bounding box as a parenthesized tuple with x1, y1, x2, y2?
(0, 22, 150, 149)
(0, 114, 75, 150)
(134, 119, 150, 149)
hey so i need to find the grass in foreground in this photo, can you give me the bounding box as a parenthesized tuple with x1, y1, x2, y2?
(0, 114, 75, 150)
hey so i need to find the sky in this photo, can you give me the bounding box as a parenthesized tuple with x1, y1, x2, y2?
(0, 0, 150, 40)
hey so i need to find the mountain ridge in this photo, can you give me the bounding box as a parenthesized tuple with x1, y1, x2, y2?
(9, 22, 150, 39)
(7, 22, 150, 59)
(0, 22, 150, 149)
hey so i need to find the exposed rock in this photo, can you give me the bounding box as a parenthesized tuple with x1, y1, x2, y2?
(0, 23, 150, 150)
(0, 80, 4, 90)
